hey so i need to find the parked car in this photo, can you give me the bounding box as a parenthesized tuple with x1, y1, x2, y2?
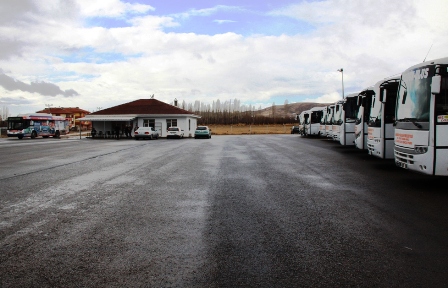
(134, 127, 159, 140)
(194, 126, 212, 139)
(166, 127, 184, 139)
(291, 126, 301, 134)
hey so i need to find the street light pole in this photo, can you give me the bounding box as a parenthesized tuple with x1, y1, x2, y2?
(337, 68, 344, 99)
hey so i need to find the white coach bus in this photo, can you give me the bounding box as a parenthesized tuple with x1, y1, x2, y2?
(394, 57, 448, 176)
(367, 76, 400, 159)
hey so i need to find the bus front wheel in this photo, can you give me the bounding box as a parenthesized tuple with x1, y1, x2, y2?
(54, 131, 60, 138)
(18, 135, 23, 139)
(31, 131, 37, 139)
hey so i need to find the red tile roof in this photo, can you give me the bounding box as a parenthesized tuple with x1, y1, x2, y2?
(36, 107, 90, 114)
(90, 99, 193, 115)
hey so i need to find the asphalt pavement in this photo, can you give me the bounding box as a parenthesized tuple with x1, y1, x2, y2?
(0, 135, 447, 287)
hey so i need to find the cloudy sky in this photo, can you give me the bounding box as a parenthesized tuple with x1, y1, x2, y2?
(0, 0, 447, 116)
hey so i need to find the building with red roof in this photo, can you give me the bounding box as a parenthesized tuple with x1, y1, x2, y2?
(78, 98, 201, 138)
(36, 107, 91, 130)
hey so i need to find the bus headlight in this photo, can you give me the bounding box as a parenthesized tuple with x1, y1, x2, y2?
(414, 146, 428, 154)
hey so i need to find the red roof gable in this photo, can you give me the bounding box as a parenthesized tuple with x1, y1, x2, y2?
(36, 107, 90, 114)
(90, 99, 192, 115)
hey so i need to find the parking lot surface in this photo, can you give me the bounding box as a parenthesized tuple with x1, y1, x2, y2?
(1, 135, 447, 287)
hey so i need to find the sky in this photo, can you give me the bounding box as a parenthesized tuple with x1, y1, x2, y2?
(0, 0, 447, 116)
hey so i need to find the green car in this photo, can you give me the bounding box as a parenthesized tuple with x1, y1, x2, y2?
(194, 126, 212, 139)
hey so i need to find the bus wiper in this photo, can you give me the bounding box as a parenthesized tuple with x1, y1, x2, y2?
(402, 118, 422, 128)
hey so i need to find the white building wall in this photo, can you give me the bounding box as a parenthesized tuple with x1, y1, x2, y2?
(91, 115, 199, 138)
(138, 116, 198, 138)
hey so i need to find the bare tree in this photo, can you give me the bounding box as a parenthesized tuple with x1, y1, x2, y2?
(1, 106, 10, 120)
(284, 99, 291, 116)
(271, 102, 276, 123)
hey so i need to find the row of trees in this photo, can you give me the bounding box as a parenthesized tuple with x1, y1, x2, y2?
(175, 99, 262, 114)
(173, 99, 295, 125)
(195, 109, 295, 125)
(0, 99, 296, 126)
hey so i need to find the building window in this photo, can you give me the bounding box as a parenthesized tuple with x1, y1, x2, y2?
(143, 119, 155, 128)
(166, 119, 177, 128)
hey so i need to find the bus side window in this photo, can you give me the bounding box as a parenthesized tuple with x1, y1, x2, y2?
(436, 77, 448, 116)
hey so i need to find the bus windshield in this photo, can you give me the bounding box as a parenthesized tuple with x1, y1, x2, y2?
(396, 66, 433, 122)
(369, 91, 382, 127)
(326, 106, 334, 124)
(7, 118, 28, 130)
(356, 91, 373, 125)
(356, 102, 363, 125)
(344, 97, 358, 122)
(333, 105, 342, 125)
(311, 110, 323, 124)
(320, 110, 326, 125)
(370, 80, 399, 127)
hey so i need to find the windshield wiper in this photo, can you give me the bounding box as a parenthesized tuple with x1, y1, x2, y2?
(401, 118, 423, 128)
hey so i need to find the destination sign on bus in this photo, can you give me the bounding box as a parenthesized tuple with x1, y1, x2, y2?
(413, 68, 429, 80)
(437, 115, 448, 123)
(395, 133, 413, 145)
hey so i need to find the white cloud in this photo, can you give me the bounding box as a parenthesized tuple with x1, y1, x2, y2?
(305, 92, 341, 104)
(213, 20, 237, 24)
(0, 0, 447, 116)
(174, 5, 243, 19)
(76, 0, 154, 17)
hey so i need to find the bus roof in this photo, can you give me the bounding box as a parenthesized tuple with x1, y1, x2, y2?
(403, 57, 448, 73)
(11, 113, 65, 120)
(345, 92, 359, 99)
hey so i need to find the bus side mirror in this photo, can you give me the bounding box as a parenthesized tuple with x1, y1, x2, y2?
(431, 75, 441, 94)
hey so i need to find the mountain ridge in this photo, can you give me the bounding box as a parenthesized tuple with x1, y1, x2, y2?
(255, 102, 330, 118)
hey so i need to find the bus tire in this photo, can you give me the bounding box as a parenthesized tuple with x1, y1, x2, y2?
(55, 131, 60, 138)
(31, 131, 37, 139)
(18, 135, 23, 139)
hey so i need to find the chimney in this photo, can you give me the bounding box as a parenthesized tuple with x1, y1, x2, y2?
(174, 98, 178, 107)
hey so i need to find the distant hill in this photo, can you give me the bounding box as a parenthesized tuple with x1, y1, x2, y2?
(255, 102, 330, 118)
